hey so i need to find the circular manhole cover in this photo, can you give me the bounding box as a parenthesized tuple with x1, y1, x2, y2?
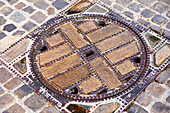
(29, 14, 149, 102)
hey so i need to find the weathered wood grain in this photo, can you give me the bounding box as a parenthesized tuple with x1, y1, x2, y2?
(45, 33, 64, 47)
(78, 21, 97, 32)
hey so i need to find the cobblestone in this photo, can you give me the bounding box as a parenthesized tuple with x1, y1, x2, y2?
(15, 2, 26, 10)
(145, 82, 166, 98)
(166, 22, 170, 29)
(7, 0, 19, 5)
(3, 24, 17, 32)
(34, 0, 49, 10)
(31, 11, 47, 23)
(101, 0, 112, 5)
(0, 87, 4, 95)
(14, 84, 34, 99)
(150, 25, 164, 34)
(1, 7, 13, 16)
(156, 70, 170, 84)
(22, 21, 37, 31)
(24, 94, 47, 111)
(9, 11, 26, 23)
(137, 0, 156, 6)
(40, 106, 60, 113)
(124, 11, 134, 19)
(152, 2, 169, 14)
(52, 0, 69, 10)
(163, 30, 170, 38)
(141, 9, 155, 18)
(12, 30, 25, 37)
(0, 94, 14, 108)
(2, 103, 26, 113)
(167, 11, 170, 17)
(87, 5, 107, 13)
(47, 7, 55, 15)
(128, 2, 145, 13)
(166, 80, 170, 87)
(0, 68, 13, 83)
(127, 104, 148, 113)
(22, 6, 35, 14)
(151, 14, 167, 25)
(136, 92, 153, 106)
(0, 1, 5, 7)
(0, 31, 7, 40)
(116, 0, 132, 7)
(113, 4, 123, 12)
(158, 0, 170, 5)
(137, 18, 151, 27)
(151, 102, 170, 113)
(4, 77, 22, 90)
(166, 95, 170, 104)
(0, 16, 6, 26)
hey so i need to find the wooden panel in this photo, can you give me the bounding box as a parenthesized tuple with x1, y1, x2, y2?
(2, 39, 29, 62)
(37, 43, 73, 65)
(87, 24, 122, 42)
(50, 66, 90, 89)
(115, 60, 136, 75)
(41, 54, 82, 79)
(60, 23, 87, 48)
(107, 42, 139, 64)
(155, 45, 170, 66)
(45, 33, 64, 47)
(90, 58, 122, 89)
(79, 76, 102, 94)
(78, 21, 97, 32)
(96, 31, 134, 52)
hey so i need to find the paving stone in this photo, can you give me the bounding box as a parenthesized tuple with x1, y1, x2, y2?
(137, 18, 151, 27)
(0, 68, 13, 83)
(15, 2, 26, 10)
(24, 94, 47, 111)
(158, 0, 170, 5)
(166, 95, 170, 104)
(9, 11, 26, 23)
(127, 104, 148, 113)
(1, 6, 13, 16)
(31, 11, 47, 23)
(150, 25, 164, 34)
(12, 30, 25, 37)
(0, 1, 5, 7)
(14, 84, 34, 99)
(116, 0, 132, 7)
(151, 102, 170, 113)
(156, 70, 170, 84)
(87, 5, 107, 13)
(22, 21, 37, 31)
(13, 58, 27, 74)
(22, 6, 35, 14)
(113, 4, 123, 12)
(166, 80, 170, 87)
(137, 0, 156, 6)
(34, 0, 49, 10)
(145, 82, 166, 97)
(163, 30, 170, 38)
(167, 11, 170, 18)
(26, 0, 37, 3)
(47, 7, 55, 15)
(151, 15, 167, 25)
(152, 2, 169, 13)
(0, 16, 6, 26)
(124, 11, 134, 19)
(128, 3, 145, 13)
(0, 87, 4, 95)
(101, 0, 112, 5)
(0, 94, 14, 108)
(0, 31, 7, 40)
(145, 33, 160, 48)
(7, 0, 19, 5)
(2, 103, 26, 113)
(166, 22, 170, 29)
(40, 106, 60, 113)
(136, 92, 153, 106)
(3, 24, 17, 32)
(4, 77, 22, 90)
(141, 9, 155, 18)
(52, 0, 69, 10)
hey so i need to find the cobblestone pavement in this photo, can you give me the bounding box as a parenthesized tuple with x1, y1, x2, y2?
(0, 0, 169, 113)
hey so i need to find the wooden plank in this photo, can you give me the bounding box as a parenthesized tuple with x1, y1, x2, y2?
(115, 60, 136, 75)
(79, 76, 102, 94)
(155, 45, 170, 66)
(90, 58, 122, 89)
(41, 54, 82, 79)
(78, 21, 97, 32)
(60, 23, 87, 48)
(37, 43, 73, 65)
(86, 24, 122, 42)
(96, 31, 134, 52)
(106, 42, 139, 64)
(45, 33, 64, 47)
(2, 39, 29, 62)
(50, 66, 90, 89)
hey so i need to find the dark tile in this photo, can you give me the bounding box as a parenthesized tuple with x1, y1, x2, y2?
(141, 9, 155, 18)
(151, 102, 170, 113)
(3, 24, 17, 32)
(22, 21, 37, 31)
(137, 18, 151, 27)
(128, 2, 145, 13)
(12, 30, 25, 37)
(0, 32, 7, 40)
(52, 0, 69, 10)
(22, 6, 35, 14)
(127, 104, 148, 113)
(124, 11, 134, 19)
(151, 14, 167, 25)
(7, 0, 19, 4)
(152, 2, 169, 13)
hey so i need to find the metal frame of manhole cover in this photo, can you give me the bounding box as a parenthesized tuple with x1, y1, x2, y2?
(0, 0, 169, 113)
